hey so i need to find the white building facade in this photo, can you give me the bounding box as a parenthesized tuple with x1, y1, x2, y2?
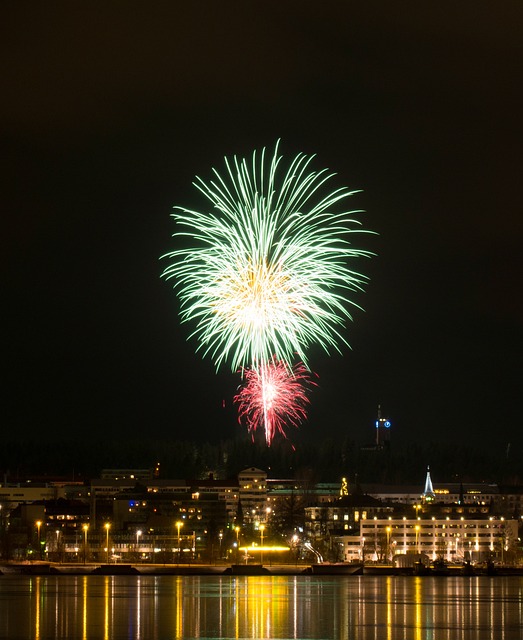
(337, 516, 518, 563)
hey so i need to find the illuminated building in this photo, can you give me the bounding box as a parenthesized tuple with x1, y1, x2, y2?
(2, 463, 522, 564)
(184, 477, 240, 522)
(356, 516, 518, 564)
(238, 467, 267, 524)
(305, 494, 393, 540)
(267, 479, 339, 504)
(0, 484, 60, 507)
(306, 469, 522, 564)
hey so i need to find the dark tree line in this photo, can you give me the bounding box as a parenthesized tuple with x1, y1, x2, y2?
(1, 435, 521, 485)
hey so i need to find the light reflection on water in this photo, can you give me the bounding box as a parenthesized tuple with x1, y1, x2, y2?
(0, 574, 522, 640)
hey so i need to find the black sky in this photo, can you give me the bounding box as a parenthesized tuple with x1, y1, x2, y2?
(2, 2, 522, 452)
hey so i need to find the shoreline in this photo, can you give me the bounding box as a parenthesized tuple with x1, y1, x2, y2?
(1, 561, 522, 577)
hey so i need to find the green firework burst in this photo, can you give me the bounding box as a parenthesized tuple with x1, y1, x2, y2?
(161, 141, 374, 372)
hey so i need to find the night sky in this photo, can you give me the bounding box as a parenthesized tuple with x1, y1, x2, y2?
(2, 3, 522, 453)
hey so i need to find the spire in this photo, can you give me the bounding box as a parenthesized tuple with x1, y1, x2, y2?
(423, 466, 435, 502)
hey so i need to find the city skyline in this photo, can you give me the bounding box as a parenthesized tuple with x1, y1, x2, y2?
(2, 3, 522, 453)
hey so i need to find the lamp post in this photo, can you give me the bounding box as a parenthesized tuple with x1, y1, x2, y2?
(218, 531, 223, 561)
(260, 524, 265, 565)
(176, 521, 183, 564)
(36, 520, 42, 560)
(292, 534, 299, 566)
(136, 529, 142, 561)
(55, 530, 60, 562)
(104, 523, 110, 564)
(83, 524, 89, 564)
(386, 526, 391, 564)
(415, 525, 420, 555)
(235, 526, 240, 563)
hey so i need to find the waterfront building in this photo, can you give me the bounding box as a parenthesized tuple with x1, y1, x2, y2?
(110, 488, 228, 560)
(305, 494, 393, 540)
(356, 516, 518, 564)
(238, 467, 267, 524)
(2, 463, 523, 564)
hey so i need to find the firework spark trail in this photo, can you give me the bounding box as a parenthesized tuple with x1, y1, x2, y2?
(161, 141, 373, 374)
(234, 360, 316, 445)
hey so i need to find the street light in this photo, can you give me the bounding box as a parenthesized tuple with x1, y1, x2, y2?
(386, 526, 391, 563)
(55, 530, 60, 562)
(218, 531, 223, 561)
(235, 526, 240, 563)
(292, 534, 299, 565)
(176, 521, 183, 564)
(260, 524, 265, 565)
(104, 523, 111, 564)
(36, 520, 42, 560)
(136, 529, 142, 559)
(83, 524, 89, 564)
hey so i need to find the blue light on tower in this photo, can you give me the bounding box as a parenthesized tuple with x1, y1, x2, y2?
(375, 405, 391, 448)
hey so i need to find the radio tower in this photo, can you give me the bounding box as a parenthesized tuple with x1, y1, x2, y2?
(375, 404, 392, 449)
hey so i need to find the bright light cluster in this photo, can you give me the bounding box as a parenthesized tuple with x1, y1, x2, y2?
(162, 142, 372, 444)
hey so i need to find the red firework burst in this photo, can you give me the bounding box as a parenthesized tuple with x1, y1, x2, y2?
(234, 360, 316, 445)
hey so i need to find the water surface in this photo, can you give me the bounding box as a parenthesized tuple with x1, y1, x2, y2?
(0, 574, 522, 639)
